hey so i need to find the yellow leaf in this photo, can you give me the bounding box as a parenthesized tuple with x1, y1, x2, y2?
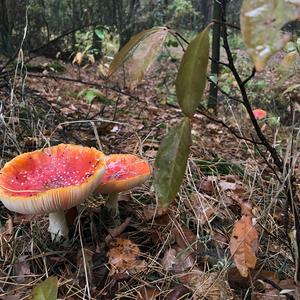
(279, 51, 298, 72)
(72, 52, 84, 65)
(240, 0, 300, 71)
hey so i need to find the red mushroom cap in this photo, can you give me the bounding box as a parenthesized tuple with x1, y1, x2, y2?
(252, 109, 267, 120)
(0, 144, 106, 214)
(97, 154, 151, 194)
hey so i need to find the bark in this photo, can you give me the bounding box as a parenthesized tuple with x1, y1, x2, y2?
(207, 0, 223, 113)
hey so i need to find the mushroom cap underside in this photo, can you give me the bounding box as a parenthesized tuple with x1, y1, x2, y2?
(0, 144, 106, 214)
(98, 154, 151, 194)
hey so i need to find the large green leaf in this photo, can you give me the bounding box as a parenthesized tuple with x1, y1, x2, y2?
(175, 26, 210, 118)
(241, 0, 300, 72)
(108, 27, 168, 78)
(154, 117, 192, 208)
(32, 277, 58, 300)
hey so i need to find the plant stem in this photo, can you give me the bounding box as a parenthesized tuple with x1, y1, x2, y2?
(48, 211, 69, 240)
(219, 2, 300, 280)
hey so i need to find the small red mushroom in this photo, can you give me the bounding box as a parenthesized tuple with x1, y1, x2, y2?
(97, 154, 152, 219)
(252, 108, 267, 120)
(0, 144, 106, 240)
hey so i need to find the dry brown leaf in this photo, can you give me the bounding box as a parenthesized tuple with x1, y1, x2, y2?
(228, 267, 280, 290)
(165, 285, 191, 300)
(161, 248, 177, 271)
(172, 224, 204, 253)
(105, 217, 131, 244)
(137, 286, 161, 300)
(199, 178, 214, 194)
(14, 256, 31, 283)
(253, 282, 282, 300)
(253, 278, 299, 300)
(212, 231, 228, 248)
(279, 279, 300, 298)
(179, 270, 233, 299)
(143, 204, 169, 221)
(72, 52, 84, 65)
(161, 247, 195, 273)
(229, 215, 258, 277)
(218, 175, 252, 216)
(187, 194, 217, 225)
(107, 238, 147, 275)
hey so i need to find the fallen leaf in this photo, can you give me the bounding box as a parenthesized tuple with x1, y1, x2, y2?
(253, 282, 282, 300)
(143, 204, 169, 221)
(212, 231, 228, 248)
(137, 286, 161, 300)
(72, 52, 84, 65)
(161, 247, 195, 273)
(179, 270, 233, 299)
(31, 277, 58, 300)
(161, 248, 177, 271)
(171, 224, 204, 253)
(218, 176, 252, 216)
(199, 177, 214, 194)
(107, 238, 147, 275)
(187, 194, 217, 225)
(279, 279, 300, 298)
(165, 285, 191, 300)
(229, 215, 259, 277)
(105, 217, 131, 244)
(14, 256, 31, 283)
(228, 267, 280, 290)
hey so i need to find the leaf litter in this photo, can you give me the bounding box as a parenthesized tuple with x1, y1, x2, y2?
(0, 42, 299, 299)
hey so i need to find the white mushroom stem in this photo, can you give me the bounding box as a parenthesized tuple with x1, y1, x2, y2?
(48, 211, 69, 240)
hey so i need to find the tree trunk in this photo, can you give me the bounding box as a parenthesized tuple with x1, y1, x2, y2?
(0, 0, 12, 56)
(207, 0, 223, 114)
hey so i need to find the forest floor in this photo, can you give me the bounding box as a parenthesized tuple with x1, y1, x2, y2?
(0, 45, 300, 299)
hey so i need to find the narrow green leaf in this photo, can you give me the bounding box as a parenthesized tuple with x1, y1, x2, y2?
(154, 117, 192, 208)
(176, 26, 210, 118)
(32, 277, 58, 300)
(108, 27, 168, 78)
(240, 0, 300, 71)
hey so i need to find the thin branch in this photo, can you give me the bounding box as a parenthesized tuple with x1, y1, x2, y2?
(197, 107, 263, 145)
(222, 20, 283, 172)
(207, 76, 242, 103)
(211, 18, 240, 31)
(26, 73, 138, 99)
(242, 67, 256, 86)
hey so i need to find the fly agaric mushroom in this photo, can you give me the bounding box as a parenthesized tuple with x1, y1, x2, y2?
(252, 109, 267, 120)
(97, 154, 152, 218)
(0, 144, 106, 240)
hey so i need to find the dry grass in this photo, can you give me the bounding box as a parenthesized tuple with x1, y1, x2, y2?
(0, 51, 299, 299)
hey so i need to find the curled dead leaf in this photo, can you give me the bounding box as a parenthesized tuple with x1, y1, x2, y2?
(187, 193, 217, 225)
(161, 247, 195, 273)
(137, 286, 161, 300)
(229, 215, 258, 277)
